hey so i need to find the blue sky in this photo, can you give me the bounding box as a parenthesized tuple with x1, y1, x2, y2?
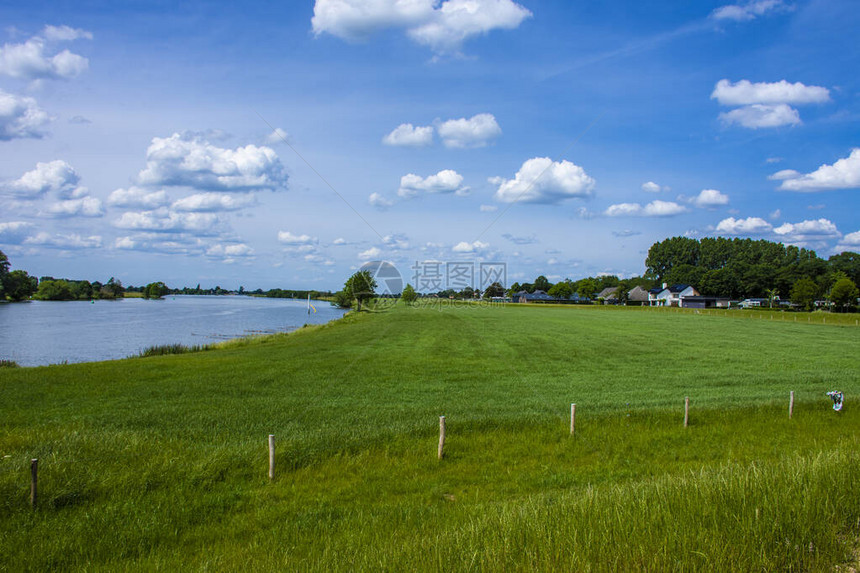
(1, 0, 859, 291)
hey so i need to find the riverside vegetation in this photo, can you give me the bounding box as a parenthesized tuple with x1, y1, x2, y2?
(1, 303, 860, 570)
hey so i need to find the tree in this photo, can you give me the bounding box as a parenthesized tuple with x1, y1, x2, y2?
(101, 277, 125, 299)
(484, 282, 505, 298)
(0, 249, 9, 299)
(401, 283, 418, 305)
(790, 277, 818, 311)
(144, 282, 168, 299)
(534, 275, 552, 292)
(765, 288, 779, 309)
(35, 279, 74, 301)
(344, 270, 377, 311)
(576, 277, 599, 300)
(830, 278, 859, 312)
(548, 280, 573, 300)
(4, 270, 37, 301)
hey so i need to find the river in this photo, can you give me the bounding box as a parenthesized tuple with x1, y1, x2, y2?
(0, 295, 346, 367)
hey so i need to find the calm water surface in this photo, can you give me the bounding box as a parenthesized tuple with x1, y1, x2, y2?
(0, 295, 346, 366)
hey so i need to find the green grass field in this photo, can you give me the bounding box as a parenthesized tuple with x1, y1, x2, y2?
(1, 303, 860, 571)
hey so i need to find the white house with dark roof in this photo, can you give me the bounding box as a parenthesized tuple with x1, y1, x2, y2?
(648, 283, 700, 307)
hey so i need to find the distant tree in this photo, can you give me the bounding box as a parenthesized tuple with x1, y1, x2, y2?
(401, 283, 418, 305)
(534, 275, 552, 292)
(548, 280, 573, 300)
(830, 278, 859, 312)
(790, 277, 818, 311)
(576, 277, 599, 300)
(35, 279, 74, 301)
(4, 270, 37, 301)
(333, 290, 352, 308)
(101, 277, 125, 299)
(344, 270, 377, 311)
(828, 252, 860, 286)
(144, 282, 168, 299)
(485, 282, 505, 298)
(506, 282, 522, 297)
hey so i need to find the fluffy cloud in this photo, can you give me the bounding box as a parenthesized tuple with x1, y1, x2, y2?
(0, 89, 50, 140)
(277, 230, 318, 245)
(46, 196, 104, 218)
(312, 0, 530, 54)
(711, 79, 830, 106)
(452, 240, 489, 253)
(837, 230, 860, 249)
(107, 187, 170, 209)
(768, 169, 801, 181)
(0, 26, 91, 81)
(718, 103, 800, 129)
(0, 221, 35, 243)
(641, 181, 669, 193)
(493, 157, 595, 204)
(265, 127, 290, 144)
(114, 208, 222, 235)
(691, 189, 729, 208)
(206, 243, 255, 258)
(437, 113, 501, 148)
(479, 204, 497, 212)
(137, 133, 287, 192)
(358, 246, 382, 260)
(382, 123, 434, 147)
(398, 169, 467, 197)
(773, 218, 840, 241)
(5, 160, 80, 198)
(777, 149, 860, 192)
(172, 192, 255, 212)
(605, 200, 687, 217)
(711, 0, 787, 21)
(407, 0, 532, 53)
(715, 216, 772, 235)
(368, 192, 395, 208)
(382, 233, 410, 250)
(24, 232, 101, 249)
(712, 79, 829, 130)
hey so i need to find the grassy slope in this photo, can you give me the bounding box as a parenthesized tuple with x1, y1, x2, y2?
(1, 304, 859, 570)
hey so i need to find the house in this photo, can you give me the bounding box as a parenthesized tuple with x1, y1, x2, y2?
(596, 286, 620, 304)
(682, 296, 732, 309)
(739, 298, 768, 309)
(513, 289, 555, 303)
(648, 283, 701, 307)
(627, 286, 649, 305)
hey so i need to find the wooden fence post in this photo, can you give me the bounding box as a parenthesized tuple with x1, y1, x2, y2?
(438, 416, 446, 460)
(789, 391, 794, 419)
(570, 403, 576, 436)
(684, 397, 690, 428)
(30, 459, 37, 509)
(268, 434, 275, 480)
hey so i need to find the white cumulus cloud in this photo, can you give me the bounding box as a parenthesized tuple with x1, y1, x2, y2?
(719, 103, 800, 129)
(837, 230, 860, 251)
(137, 133, 288, 192)
(24, 231, 101, 249)
(312, 0, 530, 54)
(206, 243, 255, 258)
(368, 192, 395, 209)
(382, 123, 434, 147)
(437, 113, 501, 148)
(277, 230, 318, 245)
(0, 27, 91, 81)
(777, 149, 860, 192)
(107, 187, 170, 209)
(172, 192, 255, 212)
(0, 89, 50, 140)
(641, 181, 669, 193)
(715, 216, 773, 235)
(768, 169, 801, 181)
(773, 218, 841, 241)
(358, 246, 382, 260)
(398, 169, 466, 197)
(46, 196, 104, 218)
(452, 240, 489, 253)
(5, 160, 80, 198)
(711, 79, 830, 106)
(692, 189, 730, 208)
(493, 157, 595, 204)
(605, 200, 688, 217)
(114, 208, 222, 235)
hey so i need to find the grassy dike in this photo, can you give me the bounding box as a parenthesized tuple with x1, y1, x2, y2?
(1, 303, 860, 570)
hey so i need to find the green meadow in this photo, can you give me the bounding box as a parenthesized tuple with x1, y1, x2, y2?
(1, 303, 860, 571)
